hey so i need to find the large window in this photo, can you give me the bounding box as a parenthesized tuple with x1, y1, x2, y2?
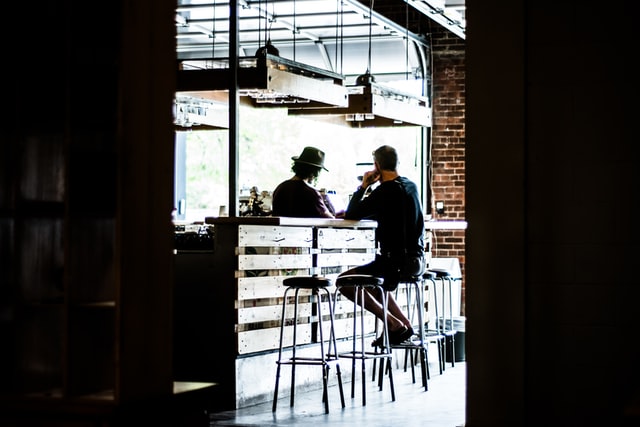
(175, 106, 426, 222)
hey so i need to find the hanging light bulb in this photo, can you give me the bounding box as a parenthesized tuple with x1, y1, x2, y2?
(355, 72, 375, 86)
(254, 39, 279, 58)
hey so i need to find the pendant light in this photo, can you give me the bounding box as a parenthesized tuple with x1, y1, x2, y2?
(176, 0, 348, 109)
(288, 0, 431, 127)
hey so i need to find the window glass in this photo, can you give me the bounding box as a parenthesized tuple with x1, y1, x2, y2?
(176, 106, 424, 222)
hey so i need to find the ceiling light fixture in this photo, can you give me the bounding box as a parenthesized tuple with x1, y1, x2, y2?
(174, 95, 228, 130)
(288, 79, 431, 128)
(288, 0, 431, 127)
(177, 54, 349, 108)
(176, 0, 349, 109)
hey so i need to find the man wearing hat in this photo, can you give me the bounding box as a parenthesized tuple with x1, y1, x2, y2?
(271, 146, 337, 218)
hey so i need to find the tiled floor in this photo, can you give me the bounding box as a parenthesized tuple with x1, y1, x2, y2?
(208, 348, 466, 427)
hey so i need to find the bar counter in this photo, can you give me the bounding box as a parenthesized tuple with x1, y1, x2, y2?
(174, 216, 378, 409)
(424, 219, 468, 230)
(173, 216, 465, 409)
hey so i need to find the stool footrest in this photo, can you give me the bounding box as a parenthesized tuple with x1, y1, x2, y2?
(277, 357, 339, 366)
(390, 339, 429, 348)
(337, 351, 393, 360)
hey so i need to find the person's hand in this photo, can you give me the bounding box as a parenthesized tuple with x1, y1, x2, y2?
(361, 170, 380, 188)
(334, 210, 346, 218)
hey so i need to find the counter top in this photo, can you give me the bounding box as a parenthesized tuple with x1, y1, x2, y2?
(204, 216, 378, 228)
(424, 220, 468, 230)
(200, 216, 465, 229)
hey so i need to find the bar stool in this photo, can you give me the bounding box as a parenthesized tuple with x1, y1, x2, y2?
(427, 268, 458, 369)
(273, 275, 345, 414)
(333, 274, 395, 406)
(422, 270, 446, 374)
(388, 272, 430, 390)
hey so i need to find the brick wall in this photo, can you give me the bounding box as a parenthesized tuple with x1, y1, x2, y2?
(430, 29, 466, 315)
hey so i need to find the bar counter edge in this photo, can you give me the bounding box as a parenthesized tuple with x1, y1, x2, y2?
(204, 216, 378, 228)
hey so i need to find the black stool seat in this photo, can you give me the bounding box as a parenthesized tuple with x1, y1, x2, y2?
(284, 276, 332, 288)
(399, 273, 423, 283)
(336, 274, 383, 287)
(428, 268, 452, 278)
(423, 270, 437, 280)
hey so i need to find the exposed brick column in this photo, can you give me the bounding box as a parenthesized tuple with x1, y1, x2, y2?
(430, 29, 466, 315)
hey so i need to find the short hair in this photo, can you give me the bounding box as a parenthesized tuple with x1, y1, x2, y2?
(373, 145, 398, 171)
(292, 162, 321, 180)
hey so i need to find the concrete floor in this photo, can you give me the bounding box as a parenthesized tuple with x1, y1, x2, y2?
(208, 346, 466, 427)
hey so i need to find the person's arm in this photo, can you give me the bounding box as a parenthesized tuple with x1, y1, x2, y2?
(345, 185, 380, 219)
(313, 189, 335, 218)
(321, 192, 337, 216)
(344, 168, 380, 219)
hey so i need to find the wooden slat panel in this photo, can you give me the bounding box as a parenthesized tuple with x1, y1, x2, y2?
(234, 224, 382, 355)
(237, 275, 335, 301)
(317, 228, 376, 249)
(238, 305, 280, 325)
(316, 252, 376, 268)
(238, 325, 312, 354)
(331, 316, 377, 340)
(238, 254, 313, 270)
(238, 225, 313, 247)
(237, 302, 312, 325)
(237, 316, 376, 352)
(332, 298, 365, 318)
(237, 276, 285, 300)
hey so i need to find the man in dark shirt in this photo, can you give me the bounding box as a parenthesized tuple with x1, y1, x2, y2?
(340, 145, 425, 345)
(272, 146, 336, 218)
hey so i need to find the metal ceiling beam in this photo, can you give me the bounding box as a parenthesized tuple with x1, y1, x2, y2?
(176, 0, 429, 52)
(176, 33, 411, 55)
(403, 0, 465, 39)
(314, 41, 334, 72)
(343, 0, 428, 47)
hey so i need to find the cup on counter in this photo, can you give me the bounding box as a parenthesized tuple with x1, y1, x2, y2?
(219, 205, 228, 217)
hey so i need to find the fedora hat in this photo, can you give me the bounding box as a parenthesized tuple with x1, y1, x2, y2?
(292, 146, 328, 171)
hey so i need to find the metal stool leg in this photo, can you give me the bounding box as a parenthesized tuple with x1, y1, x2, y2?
(274, 277, 344, 414)
(396, 278, 429, 390)
(289, 287, 301, 408)
(358, 286, 367, 405)
(323, 287, 345, 409)
(334, 275, 395, 406)
(446, 276, 456, 367)
(427, 276, 445, 374)
(273, 286, 292, 412)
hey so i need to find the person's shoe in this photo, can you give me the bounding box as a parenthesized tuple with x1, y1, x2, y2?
(390, 325, 415, 345)
(371, 325, 415, 347)
(371, 334, 384, 348)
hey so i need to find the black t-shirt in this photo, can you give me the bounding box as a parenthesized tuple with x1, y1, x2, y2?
(344, 176, 424, 257)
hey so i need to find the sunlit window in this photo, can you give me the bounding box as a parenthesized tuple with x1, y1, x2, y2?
(175, 106, 425, 222)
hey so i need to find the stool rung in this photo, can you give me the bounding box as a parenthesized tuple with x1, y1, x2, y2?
(278, 358, 335, 366)
(291, 356, 338, 361)
(338, 351, 392, 360)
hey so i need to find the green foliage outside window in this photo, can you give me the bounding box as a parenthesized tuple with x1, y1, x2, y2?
(181, 106, 424, 221)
